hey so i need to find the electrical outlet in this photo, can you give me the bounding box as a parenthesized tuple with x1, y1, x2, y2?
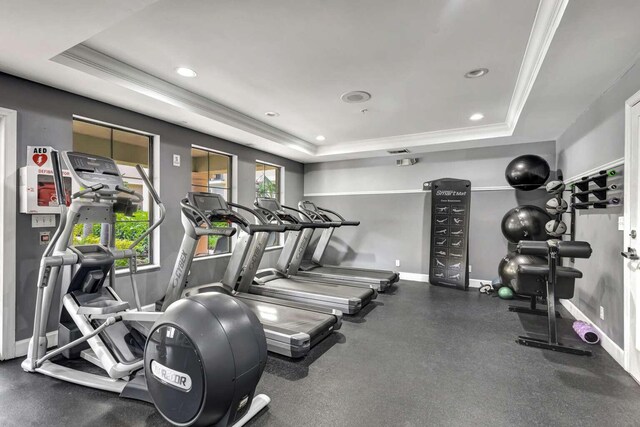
(619, 216, 625, 231)
(395, 259, 400, 267)
(468, 265, 472, 273)
(173, 154, 181, 167)
(32, 214, 56, 228)
(600, 306, 605, 320)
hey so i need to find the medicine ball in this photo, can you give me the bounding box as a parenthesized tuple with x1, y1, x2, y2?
(545, 180, 565, 194)
(144, 293, 267, 427)
(501, 205, 551, 243)
(498, 287, 514, 300)
(498, 252, 547, 290)
(545, 197, 568, 215)
(505, 155, 550, 191)
(545, 219, 567, 237)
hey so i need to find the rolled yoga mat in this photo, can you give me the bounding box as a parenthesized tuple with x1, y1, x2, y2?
(572, 320, 600, 344)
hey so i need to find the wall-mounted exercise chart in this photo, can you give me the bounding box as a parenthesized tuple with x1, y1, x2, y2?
(425, 178, 471, 290)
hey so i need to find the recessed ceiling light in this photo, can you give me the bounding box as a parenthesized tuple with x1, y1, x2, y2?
(265, 111, 280, 117)
(315, 135, 326, 141)
(341, 91, 372, 103)
(464, 68, 489, 79)
(469, 113, 484, 121)
(176, 67, 197, 77)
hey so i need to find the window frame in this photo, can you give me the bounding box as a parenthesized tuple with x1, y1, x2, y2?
(72, 116, 160, 273)
(190, 144, 238, 260)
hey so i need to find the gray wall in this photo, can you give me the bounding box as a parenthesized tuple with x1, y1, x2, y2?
(555, 60, 640, 348)
(304, 141, 556, 282)
(0, 72, 304, 341)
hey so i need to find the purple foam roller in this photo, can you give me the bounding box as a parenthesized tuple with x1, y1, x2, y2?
(572, 320, 600, 345)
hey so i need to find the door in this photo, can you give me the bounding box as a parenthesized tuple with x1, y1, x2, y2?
(0, 108, 17, 360)
(624, 98, 640, 381)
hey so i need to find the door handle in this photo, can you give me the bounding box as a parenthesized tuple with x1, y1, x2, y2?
(622, 247, 640, 260)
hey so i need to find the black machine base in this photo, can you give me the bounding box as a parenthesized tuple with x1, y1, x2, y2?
(508, 306, 562, 318)
(516, 336, 592, 356)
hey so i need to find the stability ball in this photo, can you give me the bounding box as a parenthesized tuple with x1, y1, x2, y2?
(501, 205, 551, 243)
(505, 155, 550, 191)
(498, 252, 547, 289)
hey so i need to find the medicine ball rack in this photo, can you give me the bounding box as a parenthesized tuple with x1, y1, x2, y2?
(568, 167, 623, 259)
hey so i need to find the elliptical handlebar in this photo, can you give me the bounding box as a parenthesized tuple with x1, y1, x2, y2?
(43, 150, 69, 258)
(50, 151, 67, 206)
(128, 165, 166, 250)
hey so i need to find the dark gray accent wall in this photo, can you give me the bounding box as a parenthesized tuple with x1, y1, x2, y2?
(303, 141, 555, 283)
(555, 60, 640, 348)
(0, 72, 304, 341)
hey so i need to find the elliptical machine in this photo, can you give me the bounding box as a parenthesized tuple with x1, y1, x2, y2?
(21, 150, 270, 426)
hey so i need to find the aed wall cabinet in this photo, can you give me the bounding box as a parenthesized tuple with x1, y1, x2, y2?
(19, 166, 72, 214)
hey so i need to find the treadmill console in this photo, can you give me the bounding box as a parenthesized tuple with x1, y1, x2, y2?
(62, 151, 123, 193)
(255, 197, 285, 215)
(300, 201, 319, 212)
(188, 192, 232, 215)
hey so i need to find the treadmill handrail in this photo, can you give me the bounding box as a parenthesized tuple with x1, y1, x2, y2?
(180, 198, 213, 228)
(282, 205, 331, 229)
(316, 206, 360, 226)
(229, 202, 273, 225)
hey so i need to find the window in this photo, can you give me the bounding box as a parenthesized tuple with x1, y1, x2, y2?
(191, 147, 233, 257)
(72, 119, 154, 268)
(255, 161, 281, 199)
(256, 161, 283, 247)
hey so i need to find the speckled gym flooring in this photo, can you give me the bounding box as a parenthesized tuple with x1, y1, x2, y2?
(1, 280, 639, 426)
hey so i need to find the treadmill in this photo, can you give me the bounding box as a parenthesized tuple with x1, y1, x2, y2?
(164, 191, 342, 358)
(241, 198, 376, 314)
(290, 200, 399, 292)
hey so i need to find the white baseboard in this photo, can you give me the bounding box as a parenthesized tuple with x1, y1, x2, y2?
(399, 272, 490, 289)
(560, 299, 625, 368)
(399, 272, 430, 282)
(14, 331, 58, 359)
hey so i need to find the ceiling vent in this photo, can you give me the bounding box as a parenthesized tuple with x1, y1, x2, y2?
(341, 91, 372, 103)
(387, 148, 410, 154)
(397, 158, 418, 167)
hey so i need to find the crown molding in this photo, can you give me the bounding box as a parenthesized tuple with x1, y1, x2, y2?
(52, 0, 567, 160)
(52, 44, 317, 155)
(315, 122, 512, 157)
(505, 0, 569, 128)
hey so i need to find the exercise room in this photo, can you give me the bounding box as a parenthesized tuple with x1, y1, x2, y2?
(1, 1, 640, 426)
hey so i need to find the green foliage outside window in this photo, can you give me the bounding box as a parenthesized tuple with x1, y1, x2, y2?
(256, 178, 278, 198)
(73, 210, 150, 268)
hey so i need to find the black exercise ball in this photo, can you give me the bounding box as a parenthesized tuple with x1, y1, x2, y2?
(501, 205, 552, 243)
(498, 252, 547, 289)
(505, 155, 550, 191)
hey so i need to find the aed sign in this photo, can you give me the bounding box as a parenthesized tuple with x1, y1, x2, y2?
(28, 146, 54, 168)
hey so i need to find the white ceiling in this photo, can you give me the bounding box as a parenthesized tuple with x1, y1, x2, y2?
(1, 0, 640, 163)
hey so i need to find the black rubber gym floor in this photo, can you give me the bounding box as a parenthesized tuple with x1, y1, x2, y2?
(1, 280, 639, 426)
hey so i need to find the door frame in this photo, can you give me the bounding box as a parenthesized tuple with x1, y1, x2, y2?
(0, 107, 17, 360)
(623, 89, 640, 378)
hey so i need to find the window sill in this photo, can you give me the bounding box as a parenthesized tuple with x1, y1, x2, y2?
(193, 252, 233, 262)
(114, 264, 161, 276)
